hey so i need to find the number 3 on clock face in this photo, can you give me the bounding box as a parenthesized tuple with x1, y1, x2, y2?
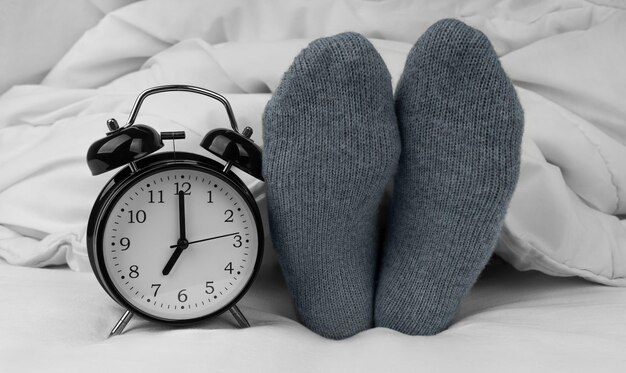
(89, 156, 263, 323)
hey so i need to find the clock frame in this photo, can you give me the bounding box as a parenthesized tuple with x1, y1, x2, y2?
(87, 152, 264, 326)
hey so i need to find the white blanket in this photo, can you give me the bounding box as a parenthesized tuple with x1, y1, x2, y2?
(1, 0, 626, 287)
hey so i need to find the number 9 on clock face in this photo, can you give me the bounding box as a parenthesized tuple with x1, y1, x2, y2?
(88, 156, 263, 323)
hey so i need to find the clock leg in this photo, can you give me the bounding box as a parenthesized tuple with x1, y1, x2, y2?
(109, 309, 134, 338)
(229, 305, 250, 328)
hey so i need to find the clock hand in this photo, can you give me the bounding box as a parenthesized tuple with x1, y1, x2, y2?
(178, 191, 186, 241)
(164, 232, 239, 274)
(169, 232, 240, 248)
(162, 191, 189, 276)
(162, 245, 185, 276)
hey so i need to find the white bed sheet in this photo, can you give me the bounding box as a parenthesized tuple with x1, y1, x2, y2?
(1, 259, 625, 372)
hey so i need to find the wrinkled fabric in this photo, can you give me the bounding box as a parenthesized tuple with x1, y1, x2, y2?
(0, 0, 625, 286)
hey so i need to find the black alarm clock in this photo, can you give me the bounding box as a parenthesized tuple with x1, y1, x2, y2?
(86, 85, 264, 337)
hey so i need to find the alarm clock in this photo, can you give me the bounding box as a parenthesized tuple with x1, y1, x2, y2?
(86, 85, 264, 337)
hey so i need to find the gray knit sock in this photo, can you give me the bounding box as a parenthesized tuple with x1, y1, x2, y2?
(263, 33, 400, 339)
(374, 19, 524, 335)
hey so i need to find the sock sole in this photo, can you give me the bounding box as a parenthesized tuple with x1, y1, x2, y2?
(263, 32, 401, 339)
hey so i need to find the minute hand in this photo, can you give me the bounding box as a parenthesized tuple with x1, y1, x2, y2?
(170, 232, 240, 248)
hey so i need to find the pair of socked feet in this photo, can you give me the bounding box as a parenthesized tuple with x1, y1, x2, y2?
(262, 19, 524, 339)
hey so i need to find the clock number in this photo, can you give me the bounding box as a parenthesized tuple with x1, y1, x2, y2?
(128, 210, 146, 224)
(205, 281, 215, 294)
(224, 209, 234, 223)
(149, 190, 164, 203)
(207, 191, 213, 203)
(178, 289, 188, 303)
(129, 265, 139, 278)
(120, 237, 131, 251)
(224, 262, 233, 274)
(151, 284, 161, 297)
(174, 182, 191, 195)
(233, 235, 242, 248)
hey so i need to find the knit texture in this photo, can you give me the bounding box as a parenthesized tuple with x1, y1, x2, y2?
(262, 33, 400, 339)
(374, 19, 524, 335)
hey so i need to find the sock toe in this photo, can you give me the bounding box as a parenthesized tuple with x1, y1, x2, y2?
(263, 33, 400, 339)
(375, 19, 523, 335)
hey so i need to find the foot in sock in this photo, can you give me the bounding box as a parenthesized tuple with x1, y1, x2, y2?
(262, 33, 400, 339)
(375, 19, 524, 335)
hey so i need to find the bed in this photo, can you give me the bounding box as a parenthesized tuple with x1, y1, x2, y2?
(1, 0, 626, 371)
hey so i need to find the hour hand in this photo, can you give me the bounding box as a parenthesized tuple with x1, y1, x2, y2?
(162, 246, 184, 275)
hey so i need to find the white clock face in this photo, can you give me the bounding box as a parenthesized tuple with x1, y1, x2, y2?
(99, 166, 260, 321)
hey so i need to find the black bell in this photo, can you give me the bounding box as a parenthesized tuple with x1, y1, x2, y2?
(87, 119, 163, 175)
(200, 127, 263, 180)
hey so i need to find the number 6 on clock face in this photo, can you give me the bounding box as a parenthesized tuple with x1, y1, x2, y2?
(88, 154, 264, 324)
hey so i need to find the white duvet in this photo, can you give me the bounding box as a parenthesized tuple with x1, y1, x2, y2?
(1, 0, 626, 287)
